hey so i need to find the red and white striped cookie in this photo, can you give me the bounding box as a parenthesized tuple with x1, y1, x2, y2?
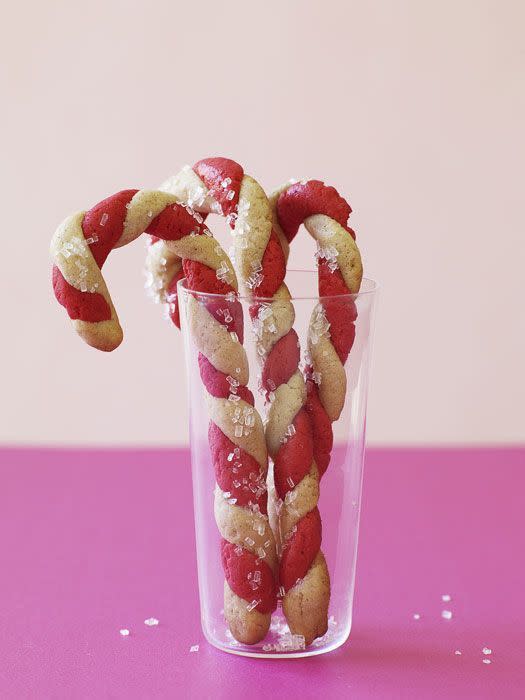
(269, 179, 362, 641)
(50, 190, 278, 644)
(146, 161, 362, 644)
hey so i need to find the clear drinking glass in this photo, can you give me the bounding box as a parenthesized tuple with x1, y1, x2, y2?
(179, 271, 378, 658)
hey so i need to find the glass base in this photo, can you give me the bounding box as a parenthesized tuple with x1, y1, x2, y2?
(204, 610, 352, 659)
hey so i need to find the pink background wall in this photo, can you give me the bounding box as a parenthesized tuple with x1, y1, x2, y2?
(1, 0, 523, 445)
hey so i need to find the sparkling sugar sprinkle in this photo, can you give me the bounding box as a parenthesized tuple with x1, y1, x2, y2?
(441, 610, 453, 620)
(190, 644, 199, 653)
(482, 647, 492, 655)
(144, 617, 159, 626)
(119, 629, 130, 636)
(216, 260, 232, 284)
(413, 613, 421, 620)
(441, 594, 451, 602)
(309, 305, 331, 345)
(482, 659, 492, 665)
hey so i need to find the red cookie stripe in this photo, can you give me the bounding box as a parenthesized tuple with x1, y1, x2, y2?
(146, 202, 209, 242)
(257, 229, 287, 298)
(52, 267, 111, 322)
(193, 158, 244, 217)
(203, 297, 244, 344)
(221, 540, 276, 613)
(318, 262, 358, 364)
(273, 408, 314, 500)
(279, 508, 322, 592)
(199, 355, 254, 405)
(209, 423, 268, 515)
(305, 380, 333, 478)
(276, 180, 353, 243)
(83, 190, 137, 266)
(260, 329, 300, 398)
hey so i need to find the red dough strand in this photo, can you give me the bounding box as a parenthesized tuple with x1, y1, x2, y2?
(221, 541, 276, 613)
(276, 180, 353, 242)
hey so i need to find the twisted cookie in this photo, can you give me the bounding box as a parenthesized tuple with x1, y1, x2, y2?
(51, 189, 278, 644)
(146, 160, 330, 644)
(146, 162, 363, 644)
(269, 179, 363, 639)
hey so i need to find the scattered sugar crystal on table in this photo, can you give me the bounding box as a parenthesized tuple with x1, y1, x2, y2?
(442, 594, 451, 602)
(441, 610, 453, 620)
(483, 659, 492, 665)
(144, 617, 159, 626)
(454, 650, 462, 655)
(119, 629, 130, 636)
(190, 644, 199, 653)
(482, 647, 492, 655)
(413, 613, 421, 620)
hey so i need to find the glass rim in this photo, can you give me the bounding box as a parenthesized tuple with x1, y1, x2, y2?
(177, 270, 379, 303)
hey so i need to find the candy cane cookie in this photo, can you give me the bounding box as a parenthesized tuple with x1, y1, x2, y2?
(145, 160, 344, 644)
(51, 189, 278, 644)
(266, 178, 362, 630)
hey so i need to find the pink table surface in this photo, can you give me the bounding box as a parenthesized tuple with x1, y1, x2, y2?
(1, 446, 523, 699)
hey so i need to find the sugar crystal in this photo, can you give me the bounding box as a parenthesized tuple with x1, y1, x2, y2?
(216, 260, 232, 284)
(144, 617, 159, 626)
